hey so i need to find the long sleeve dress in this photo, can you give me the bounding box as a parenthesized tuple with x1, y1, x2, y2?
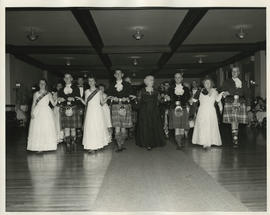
(135, 88, 165, 148)
(192, 89, 222, 148)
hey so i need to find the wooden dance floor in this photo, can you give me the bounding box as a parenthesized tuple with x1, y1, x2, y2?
(6, 126, 266, 212)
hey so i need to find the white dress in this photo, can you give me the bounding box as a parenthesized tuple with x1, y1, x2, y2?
(82, 90, 110, 150)
(101, 93, 112, 128)
(192, 89, 222, 147)
(27, 92, 57, 151)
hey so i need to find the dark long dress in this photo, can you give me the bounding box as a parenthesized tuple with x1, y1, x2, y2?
(136, 88, 165, 148)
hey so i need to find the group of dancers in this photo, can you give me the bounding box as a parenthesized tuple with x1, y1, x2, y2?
(27, 66, 250, 153)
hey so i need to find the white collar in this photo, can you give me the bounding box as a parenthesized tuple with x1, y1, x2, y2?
(66, 84, 72, 87)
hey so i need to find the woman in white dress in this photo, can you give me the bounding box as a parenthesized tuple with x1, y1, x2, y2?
(77, 77, 110, 152)
(192, 77, 224, 149)
(99, 84, 112, 142)
(52, 82, 64, 143)
(27, 79, 57, 152)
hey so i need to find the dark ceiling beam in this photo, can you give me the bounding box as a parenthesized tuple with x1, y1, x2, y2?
(103, 45, 171, 54)
(6, 44, 170, 55)
(12, 54, 46, 70)
(71, 8, 112, 74)
(43, 63, 214, 71)
(156, 8, 208, 72)
(7, 42, 265, 55)
(6, 44, 96, 55)
(177, 42, 265, 53)
(200, 41, 266, 76)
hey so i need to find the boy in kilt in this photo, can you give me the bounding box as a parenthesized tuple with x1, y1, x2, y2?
(168, 73, 191, 150)
(108, 70, 136, 152)
(220, 67, 251, 148)
(57, 73, 82, 150)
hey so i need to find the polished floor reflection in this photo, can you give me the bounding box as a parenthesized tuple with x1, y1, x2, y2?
(6, 126, 266, 211)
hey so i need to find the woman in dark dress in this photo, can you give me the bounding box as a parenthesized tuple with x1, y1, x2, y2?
(136, 75, 166, 150)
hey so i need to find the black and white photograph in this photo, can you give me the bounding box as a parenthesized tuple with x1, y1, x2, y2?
(1, 0, 268, 214)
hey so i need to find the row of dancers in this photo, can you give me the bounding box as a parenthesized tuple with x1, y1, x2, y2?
(27, 66, 251, 153)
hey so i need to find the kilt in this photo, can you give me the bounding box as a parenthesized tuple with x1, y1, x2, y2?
(60, 106, 83, 129)
(168, 107, 189, 129)
(111, 104, 133, 128)
(223, 102, 248, 124)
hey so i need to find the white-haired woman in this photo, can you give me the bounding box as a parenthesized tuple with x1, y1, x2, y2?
(136, 75, 165, 150)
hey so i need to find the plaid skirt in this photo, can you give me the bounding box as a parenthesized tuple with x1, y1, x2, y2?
(223, 102, 248, 124)
(168, 107, 189, 129)
(111, 104, 133, 128)
(60, 106, 83, 129)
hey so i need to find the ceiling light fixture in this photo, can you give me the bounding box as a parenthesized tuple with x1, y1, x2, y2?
(133, 58, 138, 66)
(236, 27, 246, 39)
(27, 27, 39, 41)
(65, 58, 72, 66)
(130, 56, 141, 66)
(194, 54, 207, 64)
(133, 29, 144, 40)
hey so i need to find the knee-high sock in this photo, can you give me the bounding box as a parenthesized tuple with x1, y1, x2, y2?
(175, 134, 183, 147)
(232, 129, 239, 145)
(121, 131, 127, 146)
(115, 133, 122, 148)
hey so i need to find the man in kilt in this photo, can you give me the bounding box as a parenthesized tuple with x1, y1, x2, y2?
(57, 73, 82, 150)
(221, 67, 250, 148)
(108, 70, 135, 152)
(168, 72, 191, 150)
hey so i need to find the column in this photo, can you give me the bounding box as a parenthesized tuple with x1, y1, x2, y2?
(254, 50, 266, 99)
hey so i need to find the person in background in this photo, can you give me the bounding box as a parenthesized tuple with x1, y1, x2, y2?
(27, 79, 57, 152)
(107, 70, 136, 152)
(192, 77, 224, 149)
(52, 82, 64, 143)
(124, 76, 132, 84)
(188, 80, 201, 139)
(57, 73, 82, 152)
(168, 73, 191, 150)
(159, 81, 171, 138)
(99, 84, 113, 143)
(124, 76, 136, 138)
(220, 66, 251, 148)
(136, 75, 165, 150)
(77, 76, 110, 152)
(76, 76, 86, 140)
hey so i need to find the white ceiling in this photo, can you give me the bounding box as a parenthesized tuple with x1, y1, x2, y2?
(91, 9, 188, 46)
(6, 11, 90, 46)
(184, 9, 266, 44)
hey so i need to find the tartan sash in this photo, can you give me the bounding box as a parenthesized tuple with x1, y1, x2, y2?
(86, 89, 99, 109)
(35, 92, 49, 106)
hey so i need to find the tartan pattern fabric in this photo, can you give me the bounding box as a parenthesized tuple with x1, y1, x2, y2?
(168, 108, 189, 129)
(60, 106, 82, 129)
(111, 104, 133, 128)
(223, 102, 248, 124)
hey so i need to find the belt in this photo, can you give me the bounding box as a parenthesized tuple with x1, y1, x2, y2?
(225, 95, 246, 104)
(112, 101, 130, 105)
